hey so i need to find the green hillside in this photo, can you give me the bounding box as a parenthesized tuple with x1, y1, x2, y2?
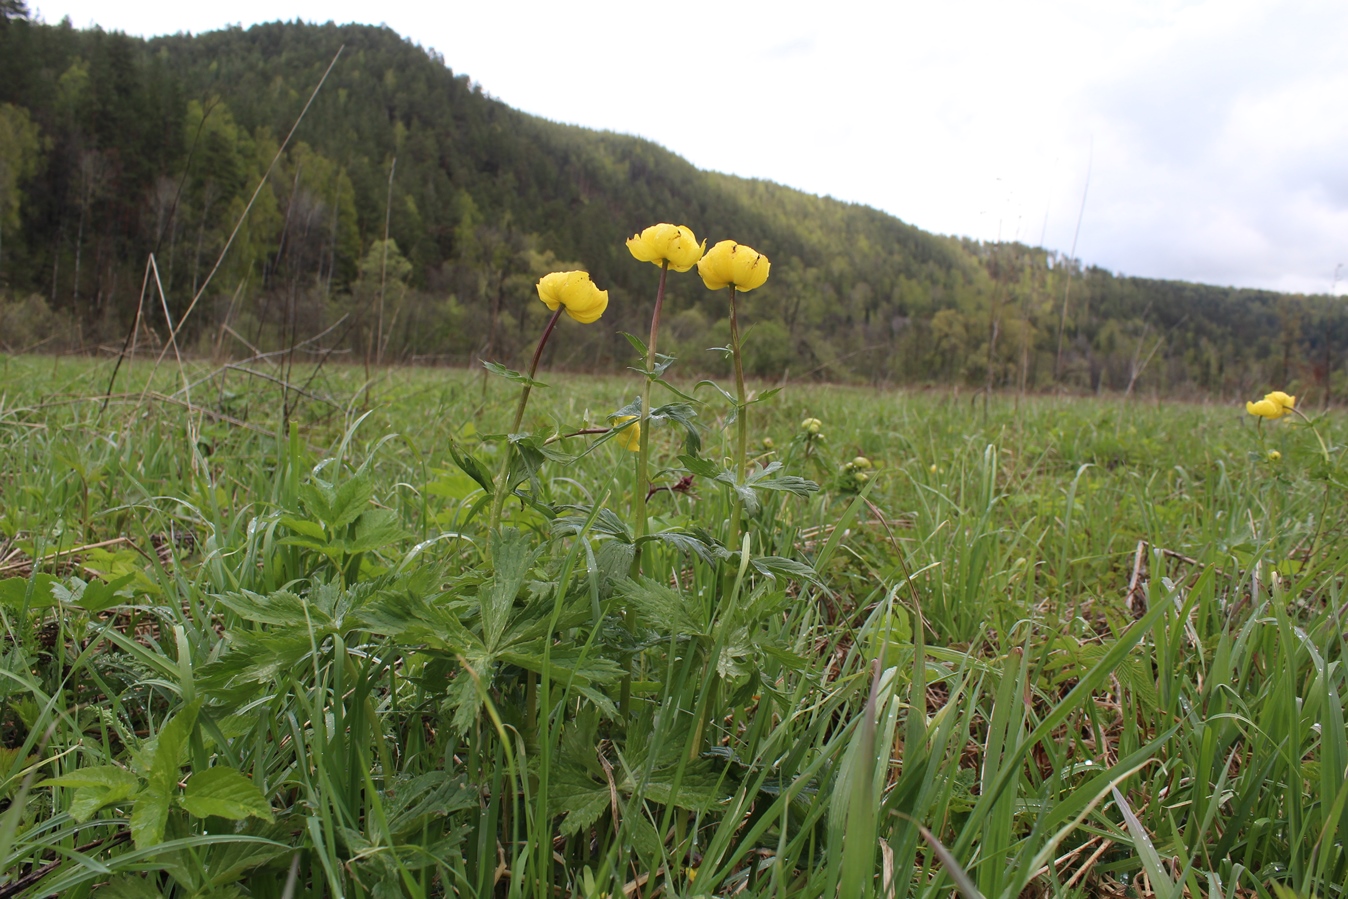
(0, 12, 1344, 397)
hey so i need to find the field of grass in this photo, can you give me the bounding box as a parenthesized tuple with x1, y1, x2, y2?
(0, 351, 1345, 898)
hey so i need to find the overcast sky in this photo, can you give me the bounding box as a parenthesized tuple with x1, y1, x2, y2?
(33, 0, 1348, 295)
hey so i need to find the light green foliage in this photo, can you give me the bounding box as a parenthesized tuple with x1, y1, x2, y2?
(0, 354, 1345, 897)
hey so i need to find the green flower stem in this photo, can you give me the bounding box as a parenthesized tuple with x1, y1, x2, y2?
(633, 261, 670, 555)
(1292, 408, 1332, 464)
(727, 285, 749, 541)
(487, 306, 564, 533)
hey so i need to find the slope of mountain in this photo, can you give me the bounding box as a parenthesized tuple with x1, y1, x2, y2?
(0, 15, 1342, 396)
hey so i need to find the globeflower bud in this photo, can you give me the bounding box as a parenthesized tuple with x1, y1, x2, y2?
(851, 456, 872, 471)
(801, 417, 822, 436)
(610, 415, 641, 452)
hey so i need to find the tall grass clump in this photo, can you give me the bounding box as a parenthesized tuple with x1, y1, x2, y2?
(0, 250, 1344, 898)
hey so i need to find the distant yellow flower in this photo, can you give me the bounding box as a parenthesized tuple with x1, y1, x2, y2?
(697, 240, 770, 292)
(536, 271, 609, 324)
(1267, 449, 1282, 461)
(626, 224, 705, 272)
(1246, 390, 1295, 420)
(612, 415, 641, 452)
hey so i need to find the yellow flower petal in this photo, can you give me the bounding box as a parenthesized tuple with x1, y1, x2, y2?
(1246, 399, 1282, 419)
(697, 239, 770, 292)
(535, 270, 609, 324)
(626, 223, 705, 273)
(1266, 391, 1295, 413)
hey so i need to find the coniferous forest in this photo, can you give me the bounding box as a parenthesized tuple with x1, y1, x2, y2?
(1, 8, 1346, 398)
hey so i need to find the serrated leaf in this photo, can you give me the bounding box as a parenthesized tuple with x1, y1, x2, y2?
(678, 454, 722, 479)
(73, 572, 137, 612)
(41, 765, 140, 791)
(750, 555, 826, 588)
(483, 529, 539, 648)
(277, 515, 327, 541)
(448, 440, 495, 495)
(130, 786, 172, 850)
(343, 508, 408, 555)
(214, 589, 319, 628)
(180, 767, 274, 822)
(617, 576, 708, 636)
(645, 530, 730, 565)
(482, 360, 547, 388)
(0, 573, 58, 610)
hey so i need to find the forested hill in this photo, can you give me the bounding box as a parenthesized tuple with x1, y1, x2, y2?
(1, 12, 1344, 397)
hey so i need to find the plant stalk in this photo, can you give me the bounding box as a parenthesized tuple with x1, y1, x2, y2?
(633, 261, 670, 553)
(728, 285, 749, 541)
(487, 306, 563, 532)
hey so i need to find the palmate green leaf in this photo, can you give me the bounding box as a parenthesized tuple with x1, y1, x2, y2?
(179, 767, 274, 822)
(616, 575, 709, 636)
(482, 528, 539, 649)
(362, 593, 481, 653)
(213, 589, 319, 627)
(498, 647, 624, 686)
(301, 465, 374, 532)
(343, 508, 409, 555)
(382, 771, 477, 840)
(68, 572, 137, 612)
(196, 628, 323, 697)
(552, 506, 632, 542)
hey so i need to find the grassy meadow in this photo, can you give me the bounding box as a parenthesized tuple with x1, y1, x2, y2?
(0, 351, 1345, 898)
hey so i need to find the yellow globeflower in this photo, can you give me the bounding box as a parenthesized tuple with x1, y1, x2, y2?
(626, 224, 705, 272)
(1266, 391, 1296, 414)
(536, 271, 609, 324)
(611, 415, 641, 452)
(697, 240, 770, 292)
(1245, 390, 1296, 420)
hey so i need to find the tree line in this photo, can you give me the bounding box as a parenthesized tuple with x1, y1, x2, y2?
(1, 10, 1345, 400)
